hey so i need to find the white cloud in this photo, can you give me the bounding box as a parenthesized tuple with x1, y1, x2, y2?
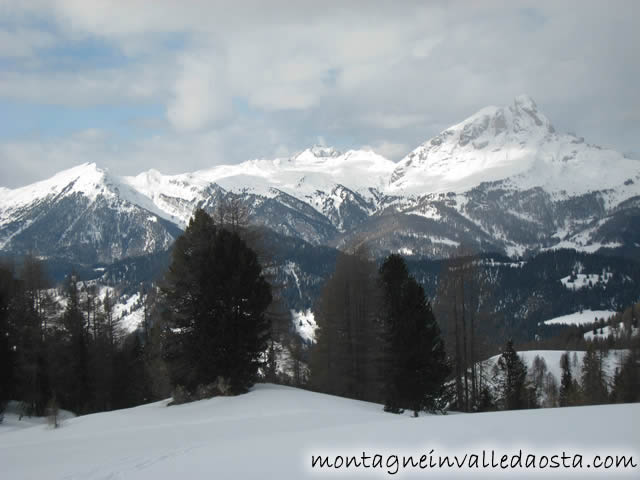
(0, 27, 56, 57)
(0, 66, 166, 106)
(166, 51, 231, 131)
(0, 1, 638, 186)
(359, 113, 431, 130)
(362, 141, 409, 161)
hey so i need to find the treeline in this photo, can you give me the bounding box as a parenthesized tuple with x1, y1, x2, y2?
(520, 304, 639, 353)
(2, 207, 639, 422)
(408, 249, 640, 344)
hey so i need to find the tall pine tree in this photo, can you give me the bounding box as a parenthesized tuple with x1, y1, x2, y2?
(581, 343, 608, 405)
(379, 254, 449, 415)
(58, 274, 91, 413)
(163, 209, 272, 397)
(0, 264, 17, 421)
(496, 340, 529, 410)
(559, 351, 580, 407)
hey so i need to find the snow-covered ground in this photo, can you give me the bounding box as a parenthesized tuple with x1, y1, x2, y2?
(543, 310, 616, 326)
(1, 384, 638, 479)
(0, 401, 75, 434)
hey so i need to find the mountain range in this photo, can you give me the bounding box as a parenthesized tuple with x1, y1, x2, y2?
(1, 94, 639, 265)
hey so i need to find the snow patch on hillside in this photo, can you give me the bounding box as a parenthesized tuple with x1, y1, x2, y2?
(561, 271, 613, 290)
(584, 322, 640, 341)
(291, 309, 317, 344)
(543, 310, 616, 326)
(112, 292, 145, 332)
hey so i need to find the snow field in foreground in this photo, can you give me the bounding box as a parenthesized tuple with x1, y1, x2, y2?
(1, 384, 638, 479)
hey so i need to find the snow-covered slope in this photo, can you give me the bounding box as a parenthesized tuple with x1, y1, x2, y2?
(1, 96, 639, 262)
(124, 146, 394, 227)
(388, 95, 640, 198)
(543, 310, 617, 326)
(0, 163, 179, 262)
(1, 384, 638, 479)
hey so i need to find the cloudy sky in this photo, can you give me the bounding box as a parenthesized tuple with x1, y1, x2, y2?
(0, 0, 638, 188)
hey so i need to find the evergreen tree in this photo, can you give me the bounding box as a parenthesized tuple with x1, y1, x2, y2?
(58, 274, 91, 413)
(476, 385, 496, 412)
(581, 343, 608, 405)
(14, 255, 54, 416)
(143, 289, 172, 402)
(112, 332, 147, 408)
(496, 340, 529, 410)
(163, 209, 272, 397)
(288, 334, 307, 387)
(612, 336, 640, 403)
(0, 265, 18, 421)
(559, 352, 580, 407)
(379, 255, 449, 414)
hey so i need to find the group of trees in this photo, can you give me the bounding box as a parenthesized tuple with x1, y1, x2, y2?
(479, 337, 640, 413)
(0, 256, 168, 421)
(0, 207, 275, 419)
(558, 338, 640, 407)
(309, 251, 449, 415)
(2, 205, 638, 422)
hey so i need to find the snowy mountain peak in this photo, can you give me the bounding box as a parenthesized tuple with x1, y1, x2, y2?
(445, 95, 553, 149)
(386, 94, 638, 195)
(0, 161, 112, 209)
(308, 144, 341, 158)
(292, 145, 342, 164)
(510, 94, 554, 134)
(513, 93, 536, 109)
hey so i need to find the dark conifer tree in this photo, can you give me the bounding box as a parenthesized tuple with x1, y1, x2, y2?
(476, 385, 496, 412)
(581, 343, 608, 405)
(612, 336, 640, 403)
(559, 351, 580, 407)
(163, 209, 272, 396)
(379, 254, 450, 415)
(13, 255, 54, 416)
(496, 340, 529, 410)
(0, 265, 18, 420)
(58, 274, 91, 413)
(143, 289, 172, 401)
(112, 332, 147, 409)
(378, 254, 407, 413)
